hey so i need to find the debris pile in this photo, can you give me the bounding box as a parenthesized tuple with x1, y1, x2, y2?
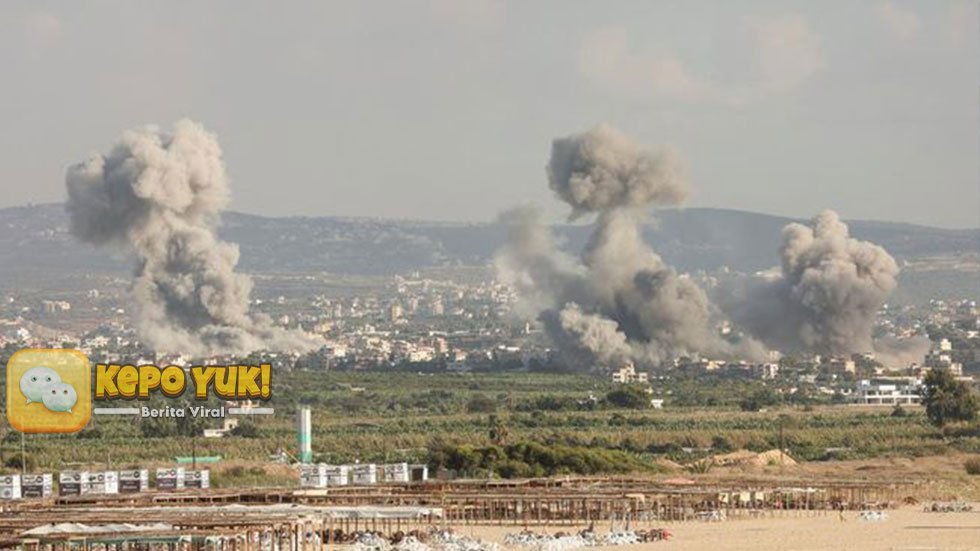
(353, 532, 392, 551)
(858, 511, 889, 522)
(394, 536, 435, 551)
(430, 529, 500, 551)
(924, 502, 973, 513)
(353, 529, 499, 551)
(694, 510, 727, 522)
(504, 527, 670, 549)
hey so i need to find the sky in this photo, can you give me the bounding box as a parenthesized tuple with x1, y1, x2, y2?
(0, 1, 977, 228)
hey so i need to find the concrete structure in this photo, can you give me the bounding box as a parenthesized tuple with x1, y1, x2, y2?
(383, 463, 410, 483)
(856, 378, 922, 405)
(83, 471, 119, 495)
(58, 471, 87, 496)
(610, 362, 648, 384)
(325, 465, 350, 486)
(827, 357, 856, 374)
(156, 467, 186, 490)
(351, 464, 378, 485)
(184, 469, 210, 489)
(0, 474, 21, 500)
(411, 464, 429, 482)
(21, 474, 52, 498)
(119, 469, 150, 493)
(300, 463, 328, 488)
(756, 362, 780, 380)
(297, 407, 313, 463)
(924, 340, 963, 375)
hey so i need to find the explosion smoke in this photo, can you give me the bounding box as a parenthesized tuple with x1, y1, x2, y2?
(65, 119, 321, 356)
(722, 210, 900, 356)
(548, 124, 688, 217)
(497, 124, 762, 369)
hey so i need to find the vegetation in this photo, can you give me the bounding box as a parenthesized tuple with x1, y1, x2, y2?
(739, 388, 782, 412)
(427, 440, 654, 478)
(0, 370, 978, 479)
(965, 456, 980, 476)
(605, 386, 651, 409)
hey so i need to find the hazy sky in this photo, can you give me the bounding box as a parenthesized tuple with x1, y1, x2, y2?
(1, 1, 977, 228)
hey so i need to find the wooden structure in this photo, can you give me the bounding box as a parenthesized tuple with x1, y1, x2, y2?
(0, 476, 914, 549)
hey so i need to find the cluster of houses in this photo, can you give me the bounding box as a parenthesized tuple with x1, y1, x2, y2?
(606, 336, 977, 408)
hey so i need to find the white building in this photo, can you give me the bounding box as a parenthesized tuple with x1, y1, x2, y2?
(924, 338, 963, 376)
(856, 378, 922, 405)
(611, 362, 648, 384)
(43, 300, 71, 313)
(756, 363, 780, 380)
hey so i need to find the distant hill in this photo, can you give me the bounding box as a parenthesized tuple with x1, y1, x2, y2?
(1, 203, 976, 303)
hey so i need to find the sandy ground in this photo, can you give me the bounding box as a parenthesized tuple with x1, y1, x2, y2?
(451, 506, 980, 551)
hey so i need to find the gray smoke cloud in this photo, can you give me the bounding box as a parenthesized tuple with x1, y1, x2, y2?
(874, 335, 931, 367)
(497, 124, 763, 369)
(722, 210, 899, 356)
(548, 123, 688, 217)
(65, 119, 321, 356)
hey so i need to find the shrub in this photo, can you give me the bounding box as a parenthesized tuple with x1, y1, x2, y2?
(687, 458, 715, 474)
(230, 421, 262, 438)
(739, 388, 782, 412)
(965, 457, 980, 475)
(466, 394, 497, 413)
(711, 435, 734, 452)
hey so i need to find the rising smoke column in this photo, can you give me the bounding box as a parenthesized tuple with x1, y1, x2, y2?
(497, 124, 761, 368)
(65, 119, 321, 356)
(722, 210, 900, 356)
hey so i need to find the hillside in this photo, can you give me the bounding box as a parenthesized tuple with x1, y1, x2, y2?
(0, 203, 976, 303)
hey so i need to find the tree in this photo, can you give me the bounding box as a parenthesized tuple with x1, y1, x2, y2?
(605, 386, 650, 409)
(921, 369, 980, 427)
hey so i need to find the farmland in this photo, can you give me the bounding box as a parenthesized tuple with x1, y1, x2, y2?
(3, 370, 978, 489)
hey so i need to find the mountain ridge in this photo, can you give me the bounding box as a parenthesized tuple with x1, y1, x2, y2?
(0, 203, 975, 304)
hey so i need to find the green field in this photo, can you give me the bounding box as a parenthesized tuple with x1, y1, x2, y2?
(3, 370, 979, 485)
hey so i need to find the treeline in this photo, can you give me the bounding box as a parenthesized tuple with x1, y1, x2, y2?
(427, 440, 653, 478)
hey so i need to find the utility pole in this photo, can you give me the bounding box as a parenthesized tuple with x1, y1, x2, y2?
(777, 415, 786, 466)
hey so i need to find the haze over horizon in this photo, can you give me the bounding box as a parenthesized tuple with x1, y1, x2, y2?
(1, 1, 977, 229)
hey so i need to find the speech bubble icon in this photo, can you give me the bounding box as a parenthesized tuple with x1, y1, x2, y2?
(20, 366, 62, 404)
(41, 382, 77, 413)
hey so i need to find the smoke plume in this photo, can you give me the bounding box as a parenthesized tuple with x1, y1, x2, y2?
(65, 119, 321, 356)
(548, 124, 688, 217)
(722, 210, 899, 356)
(497, 124, 762, 369)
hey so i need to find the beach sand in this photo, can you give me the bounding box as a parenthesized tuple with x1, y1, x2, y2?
(449, 506, 980, 551)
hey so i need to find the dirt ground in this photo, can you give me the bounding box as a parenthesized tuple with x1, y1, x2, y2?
(659, 506, 980, 551)
(453, 506, 980, 551)
(680, 453, 980, 502)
